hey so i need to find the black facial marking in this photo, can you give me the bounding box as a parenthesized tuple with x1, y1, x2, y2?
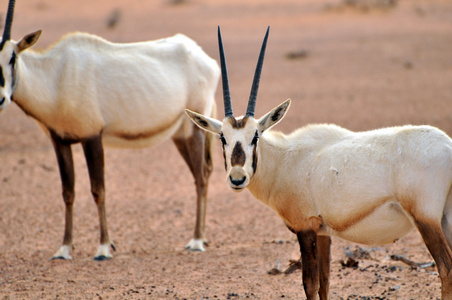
(9, 52, 16, 66)
(252, 141, 258, 173)
(251, 130, 259, 146)
(220, 132, 227, 146)
(222, 148, 227, 171)
(251, 130, 259, 173)
(220, 132, 228, 170)
(0, 66, 4, 88)
(11, 66, 16, 89)
(0, 52, 18, 91)
(231, 142, 246, 166)
(228, 116, 249, 129)
(10, 52, 16, 89)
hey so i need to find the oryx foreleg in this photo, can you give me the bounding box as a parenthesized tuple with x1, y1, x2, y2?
(297, 230, 320, 300)
(50, 131, 76, 260)
(318, 235, 331, 300)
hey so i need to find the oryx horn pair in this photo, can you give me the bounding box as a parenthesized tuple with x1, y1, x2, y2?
(0, 0, 15, 50)
(218, 26, 270, 119)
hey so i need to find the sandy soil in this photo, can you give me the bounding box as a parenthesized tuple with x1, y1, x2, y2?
(1, 0, 452, 299)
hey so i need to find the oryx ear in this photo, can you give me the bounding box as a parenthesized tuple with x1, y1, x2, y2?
(185, 109, 222, 135)
(258, 99, 291, 132)
(17, 30, 41, 53)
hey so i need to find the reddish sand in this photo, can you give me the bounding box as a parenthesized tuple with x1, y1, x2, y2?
(1, 0, 452, 299)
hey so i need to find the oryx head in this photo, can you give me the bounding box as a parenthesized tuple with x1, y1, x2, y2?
(0, 0, 41, 110)
(186, 26, 290, 192)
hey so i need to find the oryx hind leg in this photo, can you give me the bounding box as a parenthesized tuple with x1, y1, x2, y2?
(81, 134, 115, 260)
(413, 212, 452, 299)
(173, 122, 214, 252)
(50, 131, 75, 260)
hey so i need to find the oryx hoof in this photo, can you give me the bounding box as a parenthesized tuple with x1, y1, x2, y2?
(94, 243, 115, 261)
(50, 245, 72, 260)
(185, 238, 207, 252)
(94, 255, 112, 261)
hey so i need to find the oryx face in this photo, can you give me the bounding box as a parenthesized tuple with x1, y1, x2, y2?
(186, 26, 290, 192)
(0, 40, 18, 109)
(187, 100, 290, 192)
(0, 0, 41, 110)
(220, 116, 259, 191)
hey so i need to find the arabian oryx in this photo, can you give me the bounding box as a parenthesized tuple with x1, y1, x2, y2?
(0, 0, 220, 260)
(186, 26, 452, 299)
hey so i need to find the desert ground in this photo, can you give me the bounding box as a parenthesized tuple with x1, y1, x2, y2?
(1, 0, 452, 299)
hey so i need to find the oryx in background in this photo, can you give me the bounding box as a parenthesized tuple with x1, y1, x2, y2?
(0, 0, 220, 260)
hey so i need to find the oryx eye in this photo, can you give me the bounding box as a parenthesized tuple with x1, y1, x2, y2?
(251, 131, 259, 146)
(220, 133, 227, 146)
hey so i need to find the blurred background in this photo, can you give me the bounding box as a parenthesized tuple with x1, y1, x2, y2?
(0, 0, 451, 299)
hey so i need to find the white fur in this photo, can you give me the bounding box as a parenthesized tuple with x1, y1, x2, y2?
(5, 32, 219, 146)
(1, 31, 219, 258)
(252, 123, 452, 240)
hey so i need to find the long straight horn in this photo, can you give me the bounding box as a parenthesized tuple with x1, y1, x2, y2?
(246, 26, 270, 118)
(2, 0, 15, 43)
(218, 26, 233, 118)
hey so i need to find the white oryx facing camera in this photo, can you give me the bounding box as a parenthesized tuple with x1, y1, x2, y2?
(186, 26, 452, 299)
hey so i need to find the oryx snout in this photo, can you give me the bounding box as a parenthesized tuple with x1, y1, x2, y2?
(227, 166, 249, 191)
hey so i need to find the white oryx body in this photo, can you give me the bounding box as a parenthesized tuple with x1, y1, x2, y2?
(0, 0, 220, 260)
(186, 26, 452, 299)
(13, 32, 217, 146)
(247, 122, 452, 245)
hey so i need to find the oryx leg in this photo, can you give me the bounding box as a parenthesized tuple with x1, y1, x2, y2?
(297, 230, 320, 300)
(50, 132, 76, 260)
(81, 134, 115, 260)
(414, 217, 452, 299)
(173, 124, 213, 251)
(317, 235, 331, 300)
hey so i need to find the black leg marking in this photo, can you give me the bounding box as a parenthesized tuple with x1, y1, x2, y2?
(414, 219, 452, 297)
(50, 130, 76, 257)
(297, 230, 319, 300)
(317, 236, 331, 300)
(81, 134, 113, 256)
